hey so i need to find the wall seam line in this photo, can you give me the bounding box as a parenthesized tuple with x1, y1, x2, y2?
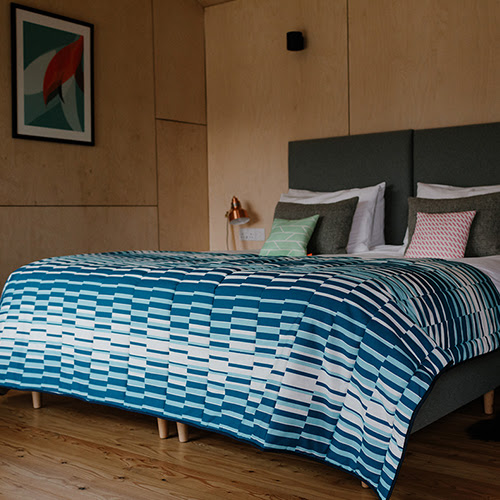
(345, 0, 351, 135)
(346, 0, 351, 136)
(151, 0, 161, 251)
(156, 117, 207, 127)
(0, 205, 158, 208)
(203, 7, 210, 251)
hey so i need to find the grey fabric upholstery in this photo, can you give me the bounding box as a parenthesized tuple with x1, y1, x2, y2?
(412, 349, 500, 433)
(274, 197, 358, 255)
(288, 130, 413, 245)
(413, 122, 500, 189)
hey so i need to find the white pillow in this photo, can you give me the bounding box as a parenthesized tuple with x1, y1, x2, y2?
(281, 182, 385, 253)
(371, 186, 386, 247)
(417, 182, 500, 198)
(404, 183, 500, 245)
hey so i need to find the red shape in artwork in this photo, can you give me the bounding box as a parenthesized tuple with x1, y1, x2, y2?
(43, 36, 84, 105)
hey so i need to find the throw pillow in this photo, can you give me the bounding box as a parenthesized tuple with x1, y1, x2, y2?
(259, 215, 319, 257)
(405, 211, 476, 259)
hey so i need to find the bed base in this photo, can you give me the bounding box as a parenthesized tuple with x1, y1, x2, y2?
(30, 391, 190, 442)
(411, 348, 500, 433)
(30, 387, 495, 445)
(29, 386, 496, 493)
(484, 390, 495, 414)
(156, 418, 189, 442)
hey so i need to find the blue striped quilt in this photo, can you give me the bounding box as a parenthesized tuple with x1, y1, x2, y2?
(0, 251, 499, 499)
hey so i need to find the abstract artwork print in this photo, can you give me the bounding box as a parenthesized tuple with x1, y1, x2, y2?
(11, 3, 94, 145)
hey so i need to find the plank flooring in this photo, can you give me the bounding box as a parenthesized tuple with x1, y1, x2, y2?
(0, 390, 498, 499)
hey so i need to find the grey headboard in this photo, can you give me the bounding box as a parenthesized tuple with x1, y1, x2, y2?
(413, 122, 500, 189)
(289, 130, 413, 245)
(288, 122, 499, 246)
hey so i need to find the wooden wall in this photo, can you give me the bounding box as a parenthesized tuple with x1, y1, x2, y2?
(205, 0, 348, 250)
(1, 0, 497, 275)
(205, 0, 500, 250)
(349, 0, 500, 134)
(0, 0, 208, 286)
(154, 0, 209, 252)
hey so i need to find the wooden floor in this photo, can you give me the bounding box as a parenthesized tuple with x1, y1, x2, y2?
(0, 390, 498, 499)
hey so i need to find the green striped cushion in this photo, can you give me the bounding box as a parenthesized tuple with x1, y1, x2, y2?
(259, 215, 319, 257)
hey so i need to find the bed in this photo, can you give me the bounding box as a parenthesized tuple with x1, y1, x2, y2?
(287, 122, 500, 435)
(0, 122, 499, 500)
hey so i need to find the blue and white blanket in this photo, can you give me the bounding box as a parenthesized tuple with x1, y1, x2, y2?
(0, 252, 499, 499)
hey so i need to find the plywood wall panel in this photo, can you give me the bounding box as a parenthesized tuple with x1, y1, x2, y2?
(205, 0, 348, 251)
(157, 120, 209, 251)
(349, 0, 500, 134)
(153, 0, 206, 124)
(0, 206, 158, 286)
(0, 0, 157, 206)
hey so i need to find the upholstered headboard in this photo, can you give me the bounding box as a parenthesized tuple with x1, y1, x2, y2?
(413, 122, 500, 189)
(288, 122, 499, 245)
(289, 130, 413, 245)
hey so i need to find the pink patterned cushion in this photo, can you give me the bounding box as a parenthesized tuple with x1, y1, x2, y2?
(405, 211, 476, 259)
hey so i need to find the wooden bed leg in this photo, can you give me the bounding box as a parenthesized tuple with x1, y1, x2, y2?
(176, 422, 189, 443)
(361, 481, 369, 489)
(157, 418, 169, 439)
(32, 391, 42, 409)
(484, 390, 494, 415)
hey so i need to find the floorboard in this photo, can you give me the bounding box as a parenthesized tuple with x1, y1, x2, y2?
(0, 390, 497, 499)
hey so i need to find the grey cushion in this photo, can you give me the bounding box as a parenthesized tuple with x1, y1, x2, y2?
(273, 197, 358, 254)
(407, 192, 500, 257)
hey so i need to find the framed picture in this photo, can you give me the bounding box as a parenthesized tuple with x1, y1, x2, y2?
(11, 3, 94, 145)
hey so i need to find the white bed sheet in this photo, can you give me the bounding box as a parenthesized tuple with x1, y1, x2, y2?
(354, 245, 500, 294)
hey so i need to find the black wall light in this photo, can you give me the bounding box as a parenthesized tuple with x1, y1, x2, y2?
(286, 31, 305, 51)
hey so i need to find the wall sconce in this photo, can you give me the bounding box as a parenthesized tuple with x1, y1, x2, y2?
(226, 196, 250, 225)
(287, 31, 305, 51)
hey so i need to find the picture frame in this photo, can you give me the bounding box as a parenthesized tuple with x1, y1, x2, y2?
(11, 3, 94, 146)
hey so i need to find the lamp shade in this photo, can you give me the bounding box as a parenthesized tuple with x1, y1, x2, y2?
(227, 196, 250, 225)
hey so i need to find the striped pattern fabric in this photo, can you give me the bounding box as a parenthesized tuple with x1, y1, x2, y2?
(405, 210, 476, 258)
(0, 251, 498, 500)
